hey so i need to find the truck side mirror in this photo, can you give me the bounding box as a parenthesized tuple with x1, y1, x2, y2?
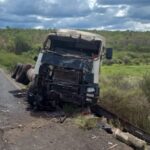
(106, 48, 113, 59)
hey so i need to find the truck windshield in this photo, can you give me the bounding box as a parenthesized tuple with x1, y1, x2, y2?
(41, 51, 93, 72)
(46, 36, 101, 58)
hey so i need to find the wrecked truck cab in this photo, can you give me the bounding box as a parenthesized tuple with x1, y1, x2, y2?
(12, 29, 109, 109)
(42, 29, 106, 82)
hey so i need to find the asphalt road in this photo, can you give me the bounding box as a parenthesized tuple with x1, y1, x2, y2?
(0, 69, 132, 150)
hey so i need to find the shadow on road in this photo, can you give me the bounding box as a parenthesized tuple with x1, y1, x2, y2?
(9, 89, 27, 98)
(9, 89, 85, 123)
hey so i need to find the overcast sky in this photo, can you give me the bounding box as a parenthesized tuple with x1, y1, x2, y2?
(0, 0, 150, 31)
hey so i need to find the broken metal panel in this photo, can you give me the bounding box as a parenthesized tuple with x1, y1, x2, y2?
(48, 35, 101, 57)
(53, 68, 81, 84)
(48, 29, 106, 42)
(41, 52, 93, 72)
(26, 68, 35, 82)
(92, 59, 100, 83)
(34, 53, 43, 74)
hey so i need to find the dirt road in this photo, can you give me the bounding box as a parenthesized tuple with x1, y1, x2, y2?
(0, 70, 132, 150)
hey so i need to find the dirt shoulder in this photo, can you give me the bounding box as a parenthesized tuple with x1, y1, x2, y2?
(0, 70, 132, 150)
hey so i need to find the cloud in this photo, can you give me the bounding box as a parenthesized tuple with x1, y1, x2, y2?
(0, 0, 6, 3)
(115, 6, 129, 17)
(97, 0, 150, 5)
(33, 25, 45, 29)
(3, 0, 91, 18)
(128, 5, 150, 21)
(0, 0, 150, 30)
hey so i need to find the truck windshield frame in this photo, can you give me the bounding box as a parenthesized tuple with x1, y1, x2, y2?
(41, 51, 93, 72)
(44, 35, 102, 58)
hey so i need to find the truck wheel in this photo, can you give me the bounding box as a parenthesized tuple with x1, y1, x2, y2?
(27, 82, 36, 107)
(11, 63, 22, 79)
(16, 64, 31, 85)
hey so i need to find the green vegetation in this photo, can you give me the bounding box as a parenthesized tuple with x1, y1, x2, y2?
(100, 74, 150, 132)
(0, 50, 35, 70)
(74, 115, 99, 130)
(0, 29, 150, 132)
(140, 74, 150, 103)
(101, 65, 150, 76)
(103, 51, 150, 65)
(92, 30, 150, 52)
(0, 29, 52, 54)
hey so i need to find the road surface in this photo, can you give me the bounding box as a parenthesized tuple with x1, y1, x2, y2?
(0, 69, 132, 150)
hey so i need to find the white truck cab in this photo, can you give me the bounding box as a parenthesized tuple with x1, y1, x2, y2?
(12, 29, 112, 109)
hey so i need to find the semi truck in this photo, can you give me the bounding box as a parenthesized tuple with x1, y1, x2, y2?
(11, 29, 112, 110)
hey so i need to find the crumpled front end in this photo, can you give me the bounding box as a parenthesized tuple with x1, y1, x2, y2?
(33, 52, 99, 107)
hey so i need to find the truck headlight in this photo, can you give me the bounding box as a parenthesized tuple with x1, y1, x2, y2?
(87, 87, 95, 93)
(86, 93, 94, 97)
(86, 98, 92, 102)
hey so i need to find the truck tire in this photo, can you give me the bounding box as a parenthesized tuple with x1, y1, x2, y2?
(16, 64, 32, 85)
(27, 82, 36, 107)
(11, 63, 22, 79)
(27, 82, 43, 110)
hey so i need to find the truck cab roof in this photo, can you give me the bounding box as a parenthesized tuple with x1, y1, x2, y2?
(48, 29, 105, 43)
(43, 29, 105, 59)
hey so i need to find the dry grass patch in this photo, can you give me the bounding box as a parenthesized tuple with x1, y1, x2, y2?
(100, 74, 150, 133)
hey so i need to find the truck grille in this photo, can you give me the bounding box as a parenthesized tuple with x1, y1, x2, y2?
(53, 68, 81, 84)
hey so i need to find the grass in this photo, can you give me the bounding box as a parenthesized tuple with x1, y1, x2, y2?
(0, 50, 35, 70)
(113, 51, 150, 60)
(100, 73, 150, 133)
(103, 51, 150, 65)
(100, 51, 150, 133)
(140, 73, 150, 102)
(74, 115, 99, 130)
(101, 64, 150, 77)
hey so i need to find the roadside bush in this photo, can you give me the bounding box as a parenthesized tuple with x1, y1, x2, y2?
(132, 59, 140, 65)
(0, 50, 34, 70)
(103, 58, 123, 65)
(123, 56, 132, 65)
(140, 73, 150, 103)
(6, 39, 15, 52)
(112, 58, 123, 64)
(127, 52, 138, 59)
(102, 59, 114, 65)
(14, 34, 31, 54)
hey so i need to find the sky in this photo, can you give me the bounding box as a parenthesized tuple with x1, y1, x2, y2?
(0, 0, 150, 31)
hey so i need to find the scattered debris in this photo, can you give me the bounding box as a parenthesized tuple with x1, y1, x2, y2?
(18, 124, 23, 128)
(59, 115, 67, 124)
(101, 124, 113, 134)
(9, 89, 27, 98)
(0, 109, 9, 113)
(108, 144, 118, 150)
(97, 117, 113, 134)
(113, 128, 147, 150)
(91, 135, 98, 139)
(108, 142, 113, 145)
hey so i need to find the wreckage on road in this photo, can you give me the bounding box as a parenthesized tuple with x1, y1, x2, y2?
(11, 29, 112, 110)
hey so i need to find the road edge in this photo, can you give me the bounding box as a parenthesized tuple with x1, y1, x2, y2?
(0, 68, 23, 90)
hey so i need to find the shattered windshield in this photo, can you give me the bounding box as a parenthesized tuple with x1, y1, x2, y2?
(45, 36, 101, 58)
(41, 51, 93, 72)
